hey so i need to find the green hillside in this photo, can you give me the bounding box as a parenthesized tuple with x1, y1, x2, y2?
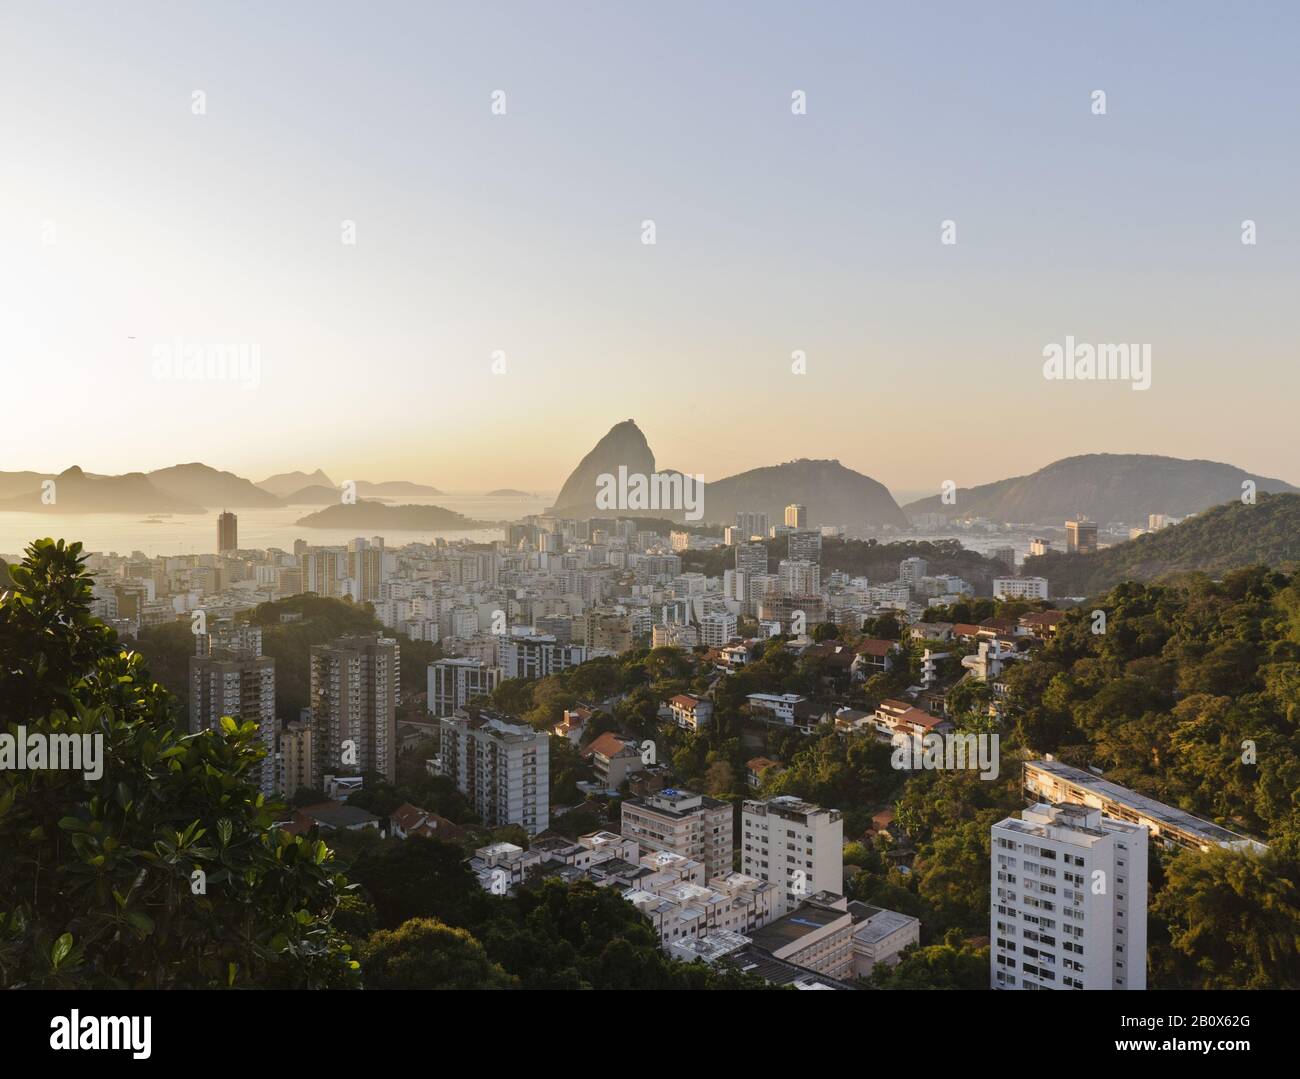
(1025, 492, 1300, 596)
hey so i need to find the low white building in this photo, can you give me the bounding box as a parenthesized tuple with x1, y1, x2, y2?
(850, 904, 921, 976)
(992, 576, 1049, 601)
(746, 693, 807, 726)
(669, 694, 713, 731)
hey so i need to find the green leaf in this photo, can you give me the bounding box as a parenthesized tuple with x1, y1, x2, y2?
(51, 932, 73, 969)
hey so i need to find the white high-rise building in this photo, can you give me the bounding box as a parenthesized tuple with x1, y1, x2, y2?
(784, 504, 807, 529)
(741, 796, 844, 914)
(439, 710, 549, 835)
(899, 557, 929, 587)
(991, 802, 1148, 991)
(992, 576, 1049, 601)
(698, 611, 738, 648)
(427, 657, 503, 717)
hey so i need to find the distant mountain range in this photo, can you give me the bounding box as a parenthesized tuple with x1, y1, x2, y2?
(148, 463, 281, 508)
(0, 463, 443, 513)
(0, 467, 205, 514)
(3, 441, 1296, 533)
(1024, 492, 1300, 595)
(548, 420, 908, 529)
(902, 453, 1298, 525)
(256, 469, 336, 498)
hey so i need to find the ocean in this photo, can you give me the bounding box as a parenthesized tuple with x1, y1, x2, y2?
(0, 493, 557, 560)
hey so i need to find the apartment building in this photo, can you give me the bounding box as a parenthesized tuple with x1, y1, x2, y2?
(626, 870, 778, 948)
(427, 656, 503, 717)
(440, 709, 549, 835)
(300, 546, 346, 597)
(620, 788, 734, 879)
(502, 634, 587, 679)
(899, 556, 929, 587)
(778, 558, 821, 595)
(747, 893, 854, 979)
(581, 731, 644, 789)
(734, 543, 769, 607)
(993, 576, 1050, 601)
(1065, 518, 1098, 555)
(734, 511, 770, 541)
(189, 621, 276, 797)
(788, 529, 822, 563)
(346, 536, 385, 602)
(741, 796, 843, 913)
(698, 610, 738, 648)
(669, 694, 713, 731)
(189, 653, 276, 795)
(1023, 759, 1268, 852)
(277, 720, 314, 800)
(308, 634, 400, 783)
(991, 802, 1148, 990)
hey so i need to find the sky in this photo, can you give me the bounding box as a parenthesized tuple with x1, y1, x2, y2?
(2, 1, 1298, 499)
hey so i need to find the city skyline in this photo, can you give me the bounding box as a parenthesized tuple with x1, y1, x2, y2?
(4, 3, 1299, 491)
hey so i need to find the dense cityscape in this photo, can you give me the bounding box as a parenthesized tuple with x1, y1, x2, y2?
(3, 0, 1296, 1055)
(3, 438, 1292, 997)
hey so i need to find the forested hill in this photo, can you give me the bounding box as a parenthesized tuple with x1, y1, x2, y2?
(684, 536, 1008, 591)
(1025, 492, 1300, 596)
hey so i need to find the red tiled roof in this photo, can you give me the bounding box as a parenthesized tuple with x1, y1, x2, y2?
(583, 731, 635, 760)
(855, 638, 898, 657)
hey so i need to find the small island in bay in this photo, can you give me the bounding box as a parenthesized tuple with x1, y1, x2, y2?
(295, 501, 493, 530)
(486, 488, 532, 497)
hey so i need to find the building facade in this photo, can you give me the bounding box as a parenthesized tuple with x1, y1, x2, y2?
(991, 802, 1148, 990)
(308, 634, 400, 783)
(741, 796, 844, 913)
(439, 710, 549, 835)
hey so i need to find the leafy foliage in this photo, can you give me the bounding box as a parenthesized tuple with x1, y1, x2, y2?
(0, 539, 359, 988)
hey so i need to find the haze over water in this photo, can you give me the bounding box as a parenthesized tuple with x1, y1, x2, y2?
(0, 493, 554, 559)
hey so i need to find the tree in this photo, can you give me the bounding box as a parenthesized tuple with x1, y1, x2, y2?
(360, 918, 516, 989)
(1149, 847, 1300, 989)
(0, 538, 358, 988)
(867, 940, 987, 989)
(349, 836, 489, 931)
(704, 759, 736, 797)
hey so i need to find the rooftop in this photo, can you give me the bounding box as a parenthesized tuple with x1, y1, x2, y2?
(748, 902, 848, 951)
(1026, 759, 1266, 849)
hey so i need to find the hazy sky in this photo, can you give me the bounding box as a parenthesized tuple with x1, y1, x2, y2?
(3, 2, 1298, 497)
